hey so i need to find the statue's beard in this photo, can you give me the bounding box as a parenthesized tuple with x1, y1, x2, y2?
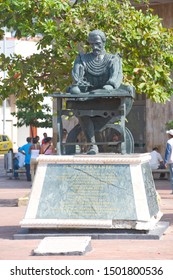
(92, 48, 105, 56)
(93, 49, 101, 56)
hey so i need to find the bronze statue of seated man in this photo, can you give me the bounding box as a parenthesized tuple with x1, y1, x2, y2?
(68, 29, 124, 154)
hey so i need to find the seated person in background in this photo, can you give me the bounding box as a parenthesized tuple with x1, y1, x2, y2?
(13, 148, 25, 179)
(62, 129, 68, 155)
(40, 137, 56, 155)
(149, 147, 165, 178)
(62, 128, 68, 143)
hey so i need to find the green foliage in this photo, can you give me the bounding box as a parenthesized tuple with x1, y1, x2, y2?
(0, 0, 173, 104)
(11, 94, 52, 128)
(165, 120, 173, 130)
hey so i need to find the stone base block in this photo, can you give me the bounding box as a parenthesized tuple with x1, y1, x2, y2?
(20, 153, 162, 231)
(14, 221, 169, 240)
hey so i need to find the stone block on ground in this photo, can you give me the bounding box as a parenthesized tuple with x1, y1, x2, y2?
(33, 236, 92, 255)
(18, 193, 30, 207)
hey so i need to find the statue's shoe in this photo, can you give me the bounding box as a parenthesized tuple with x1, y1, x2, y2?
(87, 149, 96, 155)
(87, 145, 98, 155)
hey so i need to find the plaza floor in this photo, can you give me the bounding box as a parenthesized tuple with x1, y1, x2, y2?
(0, 155, 173, 260)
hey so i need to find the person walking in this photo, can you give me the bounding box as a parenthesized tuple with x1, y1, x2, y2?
(18, 137, 32, 182)
(164, 129, 173, 194)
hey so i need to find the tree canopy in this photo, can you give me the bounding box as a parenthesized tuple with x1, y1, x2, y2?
(0, 0, 173, 104)
(11, 95, 52, 129)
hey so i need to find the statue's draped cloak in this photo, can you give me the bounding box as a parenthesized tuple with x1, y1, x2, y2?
(72, 52, 123, 91)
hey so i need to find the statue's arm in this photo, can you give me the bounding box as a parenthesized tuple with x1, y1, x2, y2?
(72, 54, 85, 83)
(106, 54, 123, 89)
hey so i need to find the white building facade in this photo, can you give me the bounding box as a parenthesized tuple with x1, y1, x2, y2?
(0, 35, 52, 151)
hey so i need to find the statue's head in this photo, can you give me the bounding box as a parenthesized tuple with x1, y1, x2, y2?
(87, 30, 106, 56)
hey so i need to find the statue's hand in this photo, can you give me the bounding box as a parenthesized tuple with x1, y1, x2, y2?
(103, 85, 114, 91)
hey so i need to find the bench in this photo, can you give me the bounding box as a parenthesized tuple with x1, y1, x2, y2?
(152, 169, 170, 180)
(13, 167, 26, 178)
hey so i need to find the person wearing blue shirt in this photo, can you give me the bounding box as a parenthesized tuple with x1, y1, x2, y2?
(19, 137, 32, 182)
(164, 129, 173, 194)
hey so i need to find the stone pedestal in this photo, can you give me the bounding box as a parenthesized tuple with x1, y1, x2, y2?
(20, 153, 162, 231)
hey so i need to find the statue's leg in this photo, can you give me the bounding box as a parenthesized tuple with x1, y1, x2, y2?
(78, 116, 98, 155)
(65, 124, 82, 155)
(92, 116, 111, 131)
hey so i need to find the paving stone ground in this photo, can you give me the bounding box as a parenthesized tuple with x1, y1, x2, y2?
(0, 155, 173, 260)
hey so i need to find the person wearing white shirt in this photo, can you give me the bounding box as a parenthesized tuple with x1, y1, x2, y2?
(149, 147, 165, 178)
(13, 148, 25, 179)
(149, 147, 164, 170)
